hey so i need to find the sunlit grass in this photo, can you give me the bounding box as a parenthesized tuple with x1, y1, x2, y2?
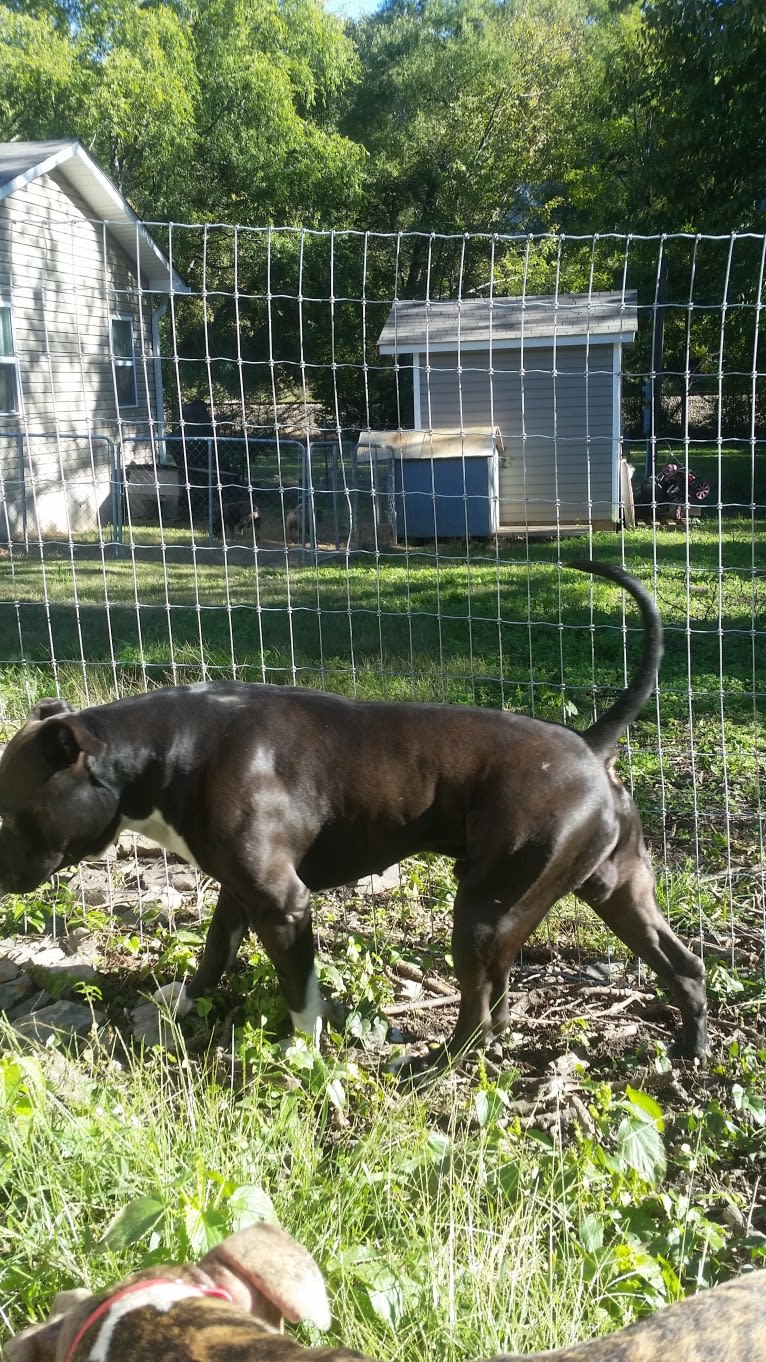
(2, 1010, 764, 1359)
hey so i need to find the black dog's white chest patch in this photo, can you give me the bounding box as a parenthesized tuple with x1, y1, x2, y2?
(116, 811, 200, 869)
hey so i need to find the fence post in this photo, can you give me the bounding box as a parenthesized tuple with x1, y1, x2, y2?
(18, 431, 27, 549)
(106, 437, 123, 557)
(207, 437, 214, 546)
(644, 254, 668, 478)
(330, 444, 341, 551)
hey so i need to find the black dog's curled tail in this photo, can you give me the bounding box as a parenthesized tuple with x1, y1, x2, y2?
(568, 559, 664, 757)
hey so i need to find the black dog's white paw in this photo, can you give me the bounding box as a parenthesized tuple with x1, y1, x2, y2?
(152, 980, 194, 1018)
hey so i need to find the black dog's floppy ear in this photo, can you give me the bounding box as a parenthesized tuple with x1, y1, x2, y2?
(38, 715, 106, 772)
(29, 698, 75, 722)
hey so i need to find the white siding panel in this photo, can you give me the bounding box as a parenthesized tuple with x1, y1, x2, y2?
(0, 171, 157, 439)
(418, 345, 617, 527)
(0, 169, 161, 537)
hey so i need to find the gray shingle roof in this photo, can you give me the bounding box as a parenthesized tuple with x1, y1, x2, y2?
(0, 140, 75, 192)
(378, 291, 638, 353)
(0, 140, 187, 293)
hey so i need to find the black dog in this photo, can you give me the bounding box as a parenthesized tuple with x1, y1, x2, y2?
(231, 506, 262, 543)
(0, 562, 707, 1076)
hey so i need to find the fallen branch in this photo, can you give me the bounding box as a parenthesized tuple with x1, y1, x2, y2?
(390, 960, 456, 997)
(385, 992, 461, 1017)
(585, 994, 643, 1018)
(569, 984, 648, 999)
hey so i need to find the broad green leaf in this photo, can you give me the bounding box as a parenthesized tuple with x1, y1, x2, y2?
(228, 1185, 278, 1229)
(99, 1195, 165, 1250)
(625, 1087, 665, 1130)
(579, 1213, 605, 1253)
(616, 1115, 667, 1184)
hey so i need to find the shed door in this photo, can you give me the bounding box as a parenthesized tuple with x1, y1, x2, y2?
(419, 345, 616, 527)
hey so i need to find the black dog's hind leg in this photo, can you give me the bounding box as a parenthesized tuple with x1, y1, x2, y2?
(388, 856, 577, 1083)
(581, 853, 707, 1059)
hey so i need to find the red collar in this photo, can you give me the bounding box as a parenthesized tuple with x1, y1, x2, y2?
(63, 1277, 234, 1362)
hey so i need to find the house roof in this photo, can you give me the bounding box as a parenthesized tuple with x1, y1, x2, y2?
(0, 140, 188, 293)
(377, 291, 638, 354)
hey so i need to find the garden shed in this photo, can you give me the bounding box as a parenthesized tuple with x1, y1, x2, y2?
(0, 140, 188, 541)
(376, 291, 638, 531)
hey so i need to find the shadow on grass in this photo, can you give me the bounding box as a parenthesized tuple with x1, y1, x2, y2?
(0, 526, 761, 719)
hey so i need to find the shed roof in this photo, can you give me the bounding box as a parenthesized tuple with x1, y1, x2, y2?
(0, 140, 188, 294)
(378, 291, 638, 354)
(357, 427, 503, 459)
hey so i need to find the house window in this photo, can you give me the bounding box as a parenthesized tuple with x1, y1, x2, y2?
(0, 304, 19, 415)
(111, 316, 137, 409)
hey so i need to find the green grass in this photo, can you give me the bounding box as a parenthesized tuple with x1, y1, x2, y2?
(2, 1012, 765, 1359)
(1, 520, 762, 707)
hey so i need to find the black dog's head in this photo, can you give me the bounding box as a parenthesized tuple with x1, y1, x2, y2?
(0, 699, 119, 896)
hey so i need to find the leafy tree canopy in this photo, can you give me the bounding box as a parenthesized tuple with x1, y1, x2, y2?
(0, 0, 365, 222)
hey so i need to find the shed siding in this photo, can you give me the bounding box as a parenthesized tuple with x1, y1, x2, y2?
(0, 170, 159, 537)
(417, 345, 617, 526)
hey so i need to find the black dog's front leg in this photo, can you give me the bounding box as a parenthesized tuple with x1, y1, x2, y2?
(153, 886, 247, 1018)
(152, 868, 325, 1044)
(252, 907, 325, 1043)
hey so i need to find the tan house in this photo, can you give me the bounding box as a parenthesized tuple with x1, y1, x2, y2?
(0, 140, 187, 541)
(377, 292, 638, 531)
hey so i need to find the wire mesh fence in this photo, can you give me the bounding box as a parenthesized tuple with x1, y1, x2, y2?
(0, 221, 763, 975)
